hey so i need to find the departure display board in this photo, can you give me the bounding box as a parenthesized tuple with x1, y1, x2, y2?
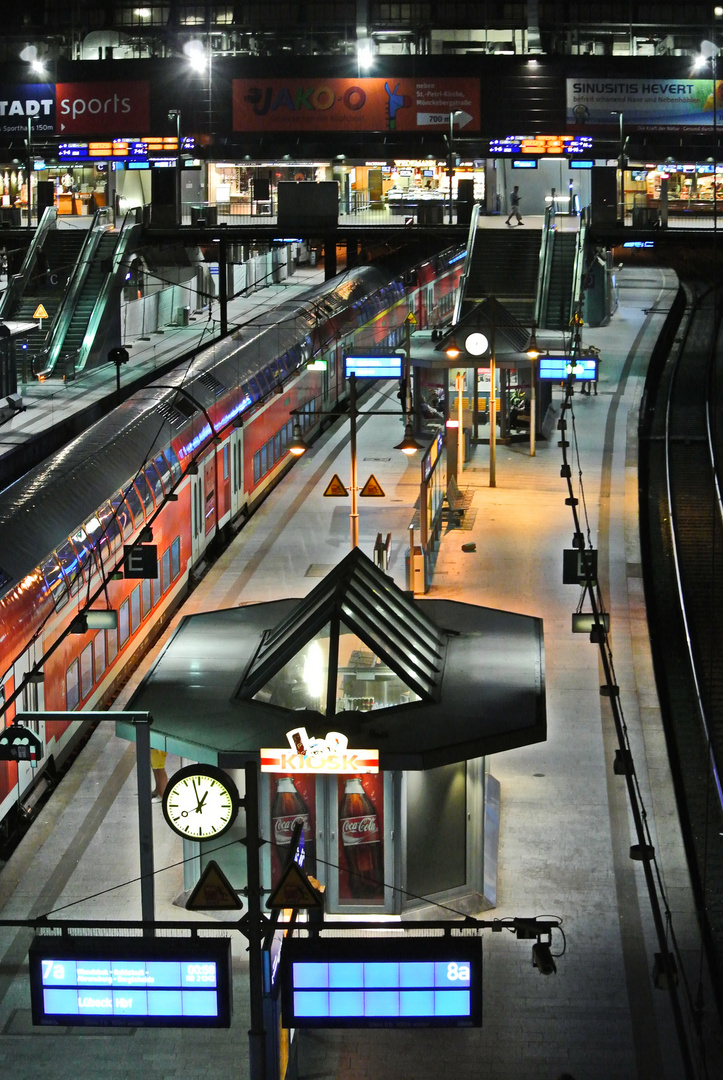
(59, 136, 194, 162)
(29, 936, 232, 1028)
(344, 354, 403, 379)
(490, 135, 593, 155)
(538, 356, 598, 381)
(282, 937, 482, 1028)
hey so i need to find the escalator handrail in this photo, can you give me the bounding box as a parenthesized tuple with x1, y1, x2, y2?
(0, 206, 57, 320)
(534, 206, 555, 328)
(34, 208, 110, 378)
(568, 207, 589, 324)
(451, 201, 481, 326)
(74, 211, 140, 373)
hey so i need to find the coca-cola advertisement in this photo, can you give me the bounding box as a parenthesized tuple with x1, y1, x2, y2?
(269, 774, 316, 887)
(338, 774, 385, 904)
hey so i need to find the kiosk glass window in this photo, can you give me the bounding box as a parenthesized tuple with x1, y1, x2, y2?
(337, 629, 420, 713)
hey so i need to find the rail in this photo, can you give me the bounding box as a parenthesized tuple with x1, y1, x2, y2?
(533, 206, 555, 328)
(568, 205, 589, 324)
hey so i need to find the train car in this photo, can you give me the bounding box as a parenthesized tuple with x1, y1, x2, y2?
(0, 242, 464, 844)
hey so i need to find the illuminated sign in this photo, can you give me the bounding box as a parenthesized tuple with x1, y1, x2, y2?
(232, 78, 480, 133)
(512, 159, 537, 169)
(569, 159, 594, 169)
(56, 81, 150, 135)
(489, 135, 593, 155)
(282, 937, 482, 1028)
(538, 356, 598, 381)
(29, 936, 232, 1028)
(344, 353, 403, 379)
(261, 727, 379, 774)
(422, 429, 444, 484)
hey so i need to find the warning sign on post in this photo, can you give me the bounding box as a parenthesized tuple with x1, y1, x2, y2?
(33, 304, 49, 321)
(359, 474, 385, 498)
(323, 474, 349, 497)
(186, 860, 243, 911)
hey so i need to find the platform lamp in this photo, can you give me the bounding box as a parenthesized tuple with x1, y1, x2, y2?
(610, 110, 627, 225)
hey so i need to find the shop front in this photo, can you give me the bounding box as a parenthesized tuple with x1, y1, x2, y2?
(118, 548, 545, 918)
(626, 161, 723, 223)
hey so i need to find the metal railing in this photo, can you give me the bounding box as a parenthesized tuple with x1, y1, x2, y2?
(0, 206, 57, 320)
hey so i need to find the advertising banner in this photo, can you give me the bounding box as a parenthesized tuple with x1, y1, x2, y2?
(567, 77, 723, 130)
(56, 81, 150, 134)
(0, 84, 55, 135)
(233, 77, 480, 133)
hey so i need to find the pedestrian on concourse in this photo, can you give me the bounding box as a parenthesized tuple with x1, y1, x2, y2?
(505, 185, 524, 226)
(151, 748, 169, 803)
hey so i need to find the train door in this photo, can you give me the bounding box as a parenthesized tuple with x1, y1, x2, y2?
(230, 426, 244, 518)
(191, 469, 205, 564)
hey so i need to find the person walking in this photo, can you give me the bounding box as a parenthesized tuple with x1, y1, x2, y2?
(505, 185, 523, 226)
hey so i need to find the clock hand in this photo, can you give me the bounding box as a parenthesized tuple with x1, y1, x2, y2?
(195, 791, 208, 812)
(191, 777, 205, 813)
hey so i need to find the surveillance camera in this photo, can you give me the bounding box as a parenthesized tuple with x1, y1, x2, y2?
(531, 941, 557, 975)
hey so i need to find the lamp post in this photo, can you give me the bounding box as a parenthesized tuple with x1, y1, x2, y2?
(447, 111, 462, 225)
(611, 110, 625, 224)
(289, 373, 421, 552)
(168, 108, 181, 226)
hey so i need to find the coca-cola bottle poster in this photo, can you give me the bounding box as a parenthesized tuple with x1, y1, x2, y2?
(269, 774, 316, 888)
(338, 774, 385, 904)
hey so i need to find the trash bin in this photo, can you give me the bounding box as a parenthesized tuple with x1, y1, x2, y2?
(406, 545, 426, 594)
(191, 205, 218, 226)
(632, 205, 659, 228)
(176, 306, 190, 327)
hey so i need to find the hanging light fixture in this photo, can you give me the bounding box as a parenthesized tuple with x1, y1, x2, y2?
(288, 421, 308, 456)
(444, 335, 461, 359)
(394, 422, 422, 455)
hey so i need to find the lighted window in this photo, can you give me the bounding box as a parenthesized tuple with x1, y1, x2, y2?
(94, 631, 106, 681)
(80, 643, 93, 699)
(66, 660, 80, 711)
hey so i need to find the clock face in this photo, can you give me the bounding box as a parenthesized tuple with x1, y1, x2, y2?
(162, 765, 240, 840)
(464, 332, 489, 357)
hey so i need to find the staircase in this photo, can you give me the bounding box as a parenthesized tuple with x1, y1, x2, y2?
(460, 228, 541, 325)
(56, 233, 118, 361)
(540, 231, 577, 331)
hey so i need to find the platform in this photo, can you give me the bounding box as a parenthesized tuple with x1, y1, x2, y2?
(0, 265, 720, 1080)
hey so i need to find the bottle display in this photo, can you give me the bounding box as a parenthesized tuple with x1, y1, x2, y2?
(338, 776, 384, 902)
(270, 775, 315, 884)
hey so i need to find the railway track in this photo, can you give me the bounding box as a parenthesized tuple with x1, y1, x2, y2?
(640, 279, 723, 1018)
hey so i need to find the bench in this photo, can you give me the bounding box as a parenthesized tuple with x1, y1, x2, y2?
(442, 476, 466, 523)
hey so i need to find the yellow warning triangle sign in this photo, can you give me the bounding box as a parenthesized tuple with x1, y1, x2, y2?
(33, 304, 49, 320)
(406, 311, 417, 325)
(266, 860, 324, 910)
(186, 859, 243, 911)
(359, 474, 385, 498)
(323, 473, 349, 497)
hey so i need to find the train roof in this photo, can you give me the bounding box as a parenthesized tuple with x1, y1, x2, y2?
(0, 263, 399, 600)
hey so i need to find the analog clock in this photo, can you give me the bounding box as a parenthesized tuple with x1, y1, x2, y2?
(162, 764, 240, 840)
(464, 332, 489, 357)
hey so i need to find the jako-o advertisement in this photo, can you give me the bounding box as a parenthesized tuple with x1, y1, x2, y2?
(233, 77, 480, 133)
(567, 77, 723, 130)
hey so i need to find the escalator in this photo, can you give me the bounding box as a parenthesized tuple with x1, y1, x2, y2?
(35, 211, 140, 379)
(541, 232, 577, 330)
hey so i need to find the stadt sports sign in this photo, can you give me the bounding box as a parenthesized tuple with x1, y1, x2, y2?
(0, 82, 151, 136)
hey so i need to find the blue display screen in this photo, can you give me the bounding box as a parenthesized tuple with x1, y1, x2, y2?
(29, 937, 232, 1028)
(344, 355, 403, 379)
(538, 356, 598, 381)
(282, 939, 481, 1028)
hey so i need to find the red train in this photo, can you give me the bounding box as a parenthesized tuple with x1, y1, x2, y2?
(0, 243, 464, 843)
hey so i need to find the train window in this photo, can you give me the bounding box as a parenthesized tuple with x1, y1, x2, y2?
(153, 454, 172, 493)
(40, 554, 69, 612)
(118, 598, 130, 648)
(56, 540, 84, 596)
(162, 447, 182, 484)
(144, 462, 165, 503)
(66, 660, 80, 711)
(274, 431, 282, 463)
(71, 529, 94, 583)
(161, 548, 171, 592)
(80, 643, 93, 700)
(141, 577, 151, 619)
(110, 494, 134, 540)
(106, 624, 118, 666)
(94, 631, 106, 681)
(223, 444, 229, 481)
(133, 475, 155, 515)
(122, 484, 144, 529)
(151, 569, 161, 608)
(253, 449, 262, 484)
(259, 444, 267, 476)
(130, 585, 141, 635)
(171, 536, 181, 580)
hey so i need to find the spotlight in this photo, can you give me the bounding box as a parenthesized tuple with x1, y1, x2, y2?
(288, 421, 307, 456)
(394, 422, 422, 455)
(531, 941, 557, 975)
